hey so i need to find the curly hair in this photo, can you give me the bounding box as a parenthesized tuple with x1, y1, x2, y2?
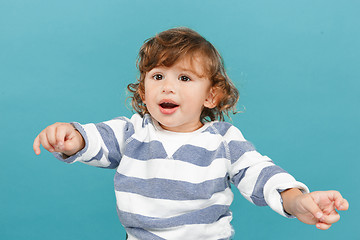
(127, 27, 239, 122)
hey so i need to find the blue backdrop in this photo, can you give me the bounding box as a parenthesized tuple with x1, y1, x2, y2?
(1, 0, 358, 239)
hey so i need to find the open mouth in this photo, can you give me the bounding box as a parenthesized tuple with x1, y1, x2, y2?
(160, 102, 179, 109)
(159, 101, 179, 114)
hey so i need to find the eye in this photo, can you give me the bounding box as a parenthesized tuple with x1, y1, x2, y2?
(153, 74, 163, 80)
(179, 75, 191, 82)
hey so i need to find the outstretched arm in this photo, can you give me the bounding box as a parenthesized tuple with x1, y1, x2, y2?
(33, 116, 134, 168)
(281, 189, 349, 230)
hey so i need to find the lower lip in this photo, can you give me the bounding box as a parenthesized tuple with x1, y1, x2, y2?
(159, 105, 179, 115)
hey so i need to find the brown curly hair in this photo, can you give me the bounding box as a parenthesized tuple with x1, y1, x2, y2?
(127, 27, 239, 122)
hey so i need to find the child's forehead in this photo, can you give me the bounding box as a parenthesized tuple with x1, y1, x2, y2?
(156, 54, 209, 78)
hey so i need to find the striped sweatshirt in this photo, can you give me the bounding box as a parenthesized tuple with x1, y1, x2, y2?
(54, 114, 309, 240)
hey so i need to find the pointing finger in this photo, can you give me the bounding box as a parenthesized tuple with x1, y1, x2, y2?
(33, 135, 41, 155)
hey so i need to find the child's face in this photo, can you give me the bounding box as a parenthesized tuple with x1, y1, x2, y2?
(143, 56, 216, 132)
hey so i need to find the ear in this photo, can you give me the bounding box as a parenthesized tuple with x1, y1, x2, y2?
(204, 86, 222, 109)
(138, 85, 146, 104)
(141, 94, 146, 104)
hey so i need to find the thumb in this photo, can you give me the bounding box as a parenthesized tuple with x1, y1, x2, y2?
(302, 194, 324, 220)
(55, 124, 77, 147)
(61, 128, 85, 156)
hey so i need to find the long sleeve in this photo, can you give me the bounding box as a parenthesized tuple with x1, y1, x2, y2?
(224, 124, 309, 217)
(52, 116, 134, 169)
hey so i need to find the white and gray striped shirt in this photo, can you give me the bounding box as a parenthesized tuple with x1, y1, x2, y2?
(54, 113, 309, 240)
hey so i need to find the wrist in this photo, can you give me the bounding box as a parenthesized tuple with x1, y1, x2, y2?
(281, 188, 303, 216)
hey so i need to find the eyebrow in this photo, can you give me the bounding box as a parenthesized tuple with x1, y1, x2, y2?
(177, 67, 206, 78)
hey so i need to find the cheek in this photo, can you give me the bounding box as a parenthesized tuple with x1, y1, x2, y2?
(143, 85, 157, 108)
(188, 85, 211, 101)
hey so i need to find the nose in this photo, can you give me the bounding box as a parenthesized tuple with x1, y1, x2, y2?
(161, 77, 176, 94)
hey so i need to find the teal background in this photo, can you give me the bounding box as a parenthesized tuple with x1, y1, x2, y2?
(1, 0, 358, 239)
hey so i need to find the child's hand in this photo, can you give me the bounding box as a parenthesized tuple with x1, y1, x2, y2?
(281, 189, 349, 230)
(33, 122, 85, 157)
